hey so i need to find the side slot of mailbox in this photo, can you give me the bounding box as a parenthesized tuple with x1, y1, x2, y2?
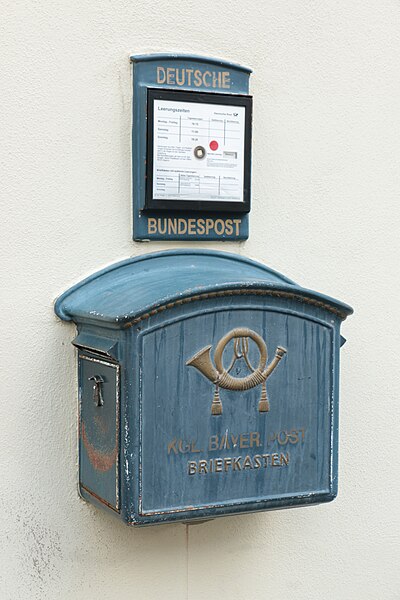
(78, 353, 120, 513)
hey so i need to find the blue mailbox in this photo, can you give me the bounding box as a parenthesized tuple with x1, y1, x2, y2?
(54, 250, 352, 526)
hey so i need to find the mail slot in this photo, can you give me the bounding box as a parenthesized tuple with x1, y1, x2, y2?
(54, 250, 352, 526)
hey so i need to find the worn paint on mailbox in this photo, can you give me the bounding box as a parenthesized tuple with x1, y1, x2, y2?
(55, 250, 352, 526)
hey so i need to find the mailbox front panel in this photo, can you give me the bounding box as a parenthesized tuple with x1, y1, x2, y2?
(55, 249, 352, 525)
(137, 303, 336, 520)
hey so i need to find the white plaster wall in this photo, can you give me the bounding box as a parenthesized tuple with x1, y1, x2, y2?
(1, 1, 399, 598)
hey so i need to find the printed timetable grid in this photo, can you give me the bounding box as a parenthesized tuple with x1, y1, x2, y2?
(156, 114, 242, 144)
(152, 99, 246, 203)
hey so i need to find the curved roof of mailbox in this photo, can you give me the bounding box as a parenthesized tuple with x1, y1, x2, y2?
(130, 53, 252, 73)
(54, 250, 353, 326)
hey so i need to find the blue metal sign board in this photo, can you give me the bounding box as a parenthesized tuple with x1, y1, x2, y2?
(131, 54, 252, 241)
(55, 250, 352, 526)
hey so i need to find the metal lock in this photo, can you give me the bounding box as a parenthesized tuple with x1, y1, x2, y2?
(89, 375, 104, 407)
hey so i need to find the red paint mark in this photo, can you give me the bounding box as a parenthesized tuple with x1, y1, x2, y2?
(81, 421, 117, 472)
(209, 140, 218, 151)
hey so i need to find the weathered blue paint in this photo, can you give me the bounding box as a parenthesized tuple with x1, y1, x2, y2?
(131, 53, 252, 74)
(131, 54, 251, 241)
(79, 355, 120, 511)
(55, 250, 352, 526)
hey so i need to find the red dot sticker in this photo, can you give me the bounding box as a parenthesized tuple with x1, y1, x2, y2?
(209, 140, 219, 151)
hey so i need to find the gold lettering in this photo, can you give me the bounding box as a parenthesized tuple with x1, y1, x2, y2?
(280, 453, 290, 466)
(242, 455, 253, 469)
(157, 67, 166, 84)
(233, 219, 241, 235)
(148, 218, 157, 234)
(188, 461, 197, 475)
(178, 219, 187, 234)
(166, 67, 175, 85)
(178, 440, 191, 453)
(184, 452, 290, 475)
(190, 440, 201, 453)
(233, 456, 242, 471)
(205, 218, 214, 234)
(277, 431, 288, 445)
(253, 455, 262, 468)
(271, 453, 280, 466)
(225, 219, 233, 235)
(156, 67, 230, 88)
(214, 219, 224, 235)
(168, 218, 177, 235)
(198, 460, 208, 474)
(167, 437, 178, 455)
(146, 217, 244, 237)
(222, 71, 231, 88)
(250, 431, 261, 448)
(231, 434, 239, 448)
(186, 69, 193, 86)
(209, 435, 219, 451)
(193, 69, 202, 87)
(176, 68, 185, 86)
(158, 218, 167, 235)
(197, 218, 205, 234)
(219, 434, 229, 450)
(262, 454, 271, 467)
(203, 70, 212, 87)
(240, 433, 249, 448)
